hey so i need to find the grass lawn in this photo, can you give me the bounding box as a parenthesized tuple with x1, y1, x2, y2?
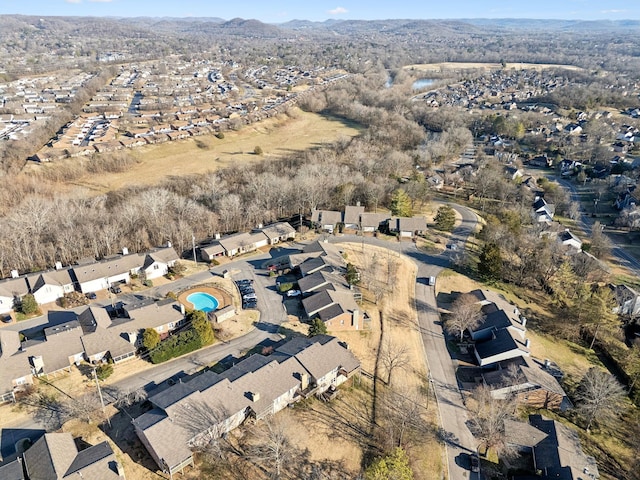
(54, 108, 361, 194)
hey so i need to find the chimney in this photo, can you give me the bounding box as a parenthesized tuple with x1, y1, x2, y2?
(525, 338, 531, 348)
(297, 372, 309, 390)
(10, 269, 19, 278)
(520, 316, 527, 327)
(180, 303, 185, 315)
(250, 391, 260, 402)
(356, 201, 361, 207)
(215, 233, 221, 240)
(122, 247, 129, 256)
(54, 261, 62, 270)
(166, 241, 172, 248)
(544, 359, 551, 369)
(257, 223, 263, 229)
(116, 462, 125, 477)
(352, 309, 360, 329)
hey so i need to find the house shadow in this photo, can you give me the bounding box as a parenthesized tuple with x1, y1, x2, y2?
(0, 428, 45, 464)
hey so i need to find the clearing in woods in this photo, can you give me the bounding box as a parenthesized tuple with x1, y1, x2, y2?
(45, 109, 361, 194)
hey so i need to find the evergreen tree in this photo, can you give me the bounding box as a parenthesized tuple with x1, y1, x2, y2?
(478, 242, 502, 281)
(142, 328, 161, 351)
(390, 189, 412, 217)
(365, 448, 414, 480)
(434, 205, 456, 231)
(19, 294, 38, 315)
(308, 318, 328, 337)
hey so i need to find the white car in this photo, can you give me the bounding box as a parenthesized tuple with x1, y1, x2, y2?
(286, 289, 302, 297)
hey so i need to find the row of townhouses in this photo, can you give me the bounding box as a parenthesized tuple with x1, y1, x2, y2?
(133, 335, 360, 477)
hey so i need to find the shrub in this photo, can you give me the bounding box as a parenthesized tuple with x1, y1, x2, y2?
(95, 363, 113, 381)
(253, 145, 263, 155)
(148, 312, 215, 364)
(216, 132, 225, 139)
(278, 282, 294, 293)
(166, 291, 178, 300)
(19, 294, 38, 315)
(143, 279, 153, 287)
(308, 318, 328, 337)
(142, 328, 161, 350)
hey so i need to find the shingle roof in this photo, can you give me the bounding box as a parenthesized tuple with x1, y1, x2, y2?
(0, 277, 30, 298)
(310, 209, 342, 226)
(298, 270, 343, 294)
(504, 419, 548, 448)
(28, 269, 74, 292)
(64, 441, 118, 479)
(143, 246, 179, 269)
(218, 231, 268, 252)
(0, 459, 24, 480)
(359, 212, 390, 229)
(72, 253, 144, 283)
(23, 433, 77, 480)
(390, 216, 428, 233)
(475, 328, 529, 362)
(343, 206, 365, 225)
(81, 327, 136, 359)
(261, 222, 295, 240)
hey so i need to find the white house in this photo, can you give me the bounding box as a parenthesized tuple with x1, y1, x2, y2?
(72, 252, 144, 293)
(0, 277, 30, 314)
(140, 246, 180, 280)
(27, 268, 75, 305)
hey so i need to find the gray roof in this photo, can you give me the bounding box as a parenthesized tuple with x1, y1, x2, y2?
(218, 231, 268, 252)
(279, 336, 360, 381)
(475, 328, 529, 362)
(298, 270, 343, 294)
(390, 216, 428, 233)
(133, 408, 194, 470)
(26, 323, 85, 374)
(0, 277, 30, 298)
(504, 419, 548, 448)
(200, 242, 226, 256)
(81, 327, 136, 359)
(474, 304, 525, 336)
(260, 222, 295, 240)
(143, 246, 179, 268)
(111, 300, 184, 333)
(359, 212, 390, 229)
(482, 357, 565, 397)
(23, 433, 77, 480)
(0, 459, 24, 480)
(343, 205, 365, 224)
(310, 209, 342, 226)
(72, 253, 144, 284)
(64, 441, 119, 479)
(78, 306, 112, 333)
(27, 269, 74, 292)
(529, 414, 599, 480)
(302, 288, 358, 320)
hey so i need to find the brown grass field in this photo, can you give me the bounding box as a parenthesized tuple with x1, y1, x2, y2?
(44, 109, 360, 194)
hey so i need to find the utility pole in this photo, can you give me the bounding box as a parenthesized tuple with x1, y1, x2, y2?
(92, 367, 111, 428)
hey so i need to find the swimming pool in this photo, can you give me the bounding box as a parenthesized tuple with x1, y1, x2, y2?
(186, 292, 219, 313)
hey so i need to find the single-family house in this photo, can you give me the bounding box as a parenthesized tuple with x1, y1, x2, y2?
(533, 197, 555, 223)
(199, 242, 226, 262)
(558, 229, 582, 251)
(0, 277, 30, 314)
(0, 330, 35, 403)
(288, 240, 346, 275)
(480, 356, 568, 410)
(139, 246, 179, 280)
(26, 268, 75, 305)
(0, 458, 24, 480)
(469, 301, 527, 342)
(474, 328, 531, 367)
(609, 283, 640, 317)
(343, 205, 365, 231)
(426, 174, 444, 190)
(298, 270, 346, 296)
(133, 335, 359, 477)
(388, 216, 428, 238)
(260, 222, 296, 245)
(510, 415, 599, 480)
(110, 298, 186, 345)
(310, 209, 342, 233)
(23, 433, 124, 479)
(79, 306, 137, 364)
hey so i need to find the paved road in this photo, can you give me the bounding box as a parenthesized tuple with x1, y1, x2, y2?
(557, 177, 640, 276)
(2, 210, 481, 478)
(330, 204, 481, 480)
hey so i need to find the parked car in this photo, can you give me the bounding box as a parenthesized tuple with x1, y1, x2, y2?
(243, 293, 257, 301)
(470, 454, 480, 473)
(110, 285, 122, 294)
(236, 279, 253, 285)
(85, 292, 97, 300)
(286, 289, 302, 297)
(243, 300, 257, 309)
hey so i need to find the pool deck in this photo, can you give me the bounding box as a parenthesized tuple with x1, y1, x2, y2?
(178, 286, 232, 311)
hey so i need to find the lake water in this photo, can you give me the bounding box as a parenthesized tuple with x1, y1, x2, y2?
(412, 78, 436, 90)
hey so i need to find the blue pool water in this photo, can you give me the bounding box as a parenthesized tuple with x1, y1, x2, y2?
(186, 292, 219, 312)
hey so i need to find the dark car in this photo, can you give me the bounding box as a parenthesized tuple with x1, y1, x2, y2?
(1, 315, 12, 323)
(470, 454, 480, 473)
(236, 279, 253, 285)
(110, 285, 122, 294)
(243, 302, 257, 309)
(85, 292, 97, 300)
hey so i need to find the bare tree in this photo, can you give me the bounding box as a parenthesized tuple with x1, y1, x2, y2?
(467, 384, 519, 456)
(444, 293, 484, 342)
(379, 387, 430, 450)
(174, 400, 229, 453)
(575, 367, 626, 432)
(245, 415, 294, 479)
(380, 339, 410, 386)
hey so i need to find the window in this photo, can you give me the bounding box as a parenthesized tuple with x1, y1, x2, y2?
(157, 326, 164, 332)
(168, 322, 174, 329)
(153, 264, 160, 270)
(340, 319, 344, 325)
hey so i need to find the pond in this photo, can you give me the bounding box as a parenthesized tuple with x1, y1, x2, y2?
(412, 78, 436, 90)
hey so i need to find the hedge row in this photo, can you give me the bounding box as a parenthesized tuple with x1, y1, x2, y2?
(148, 311, 215, 364)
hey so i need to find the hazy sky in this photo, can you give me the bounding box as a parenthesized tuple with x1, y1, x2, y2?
(0, 0, 636, 23)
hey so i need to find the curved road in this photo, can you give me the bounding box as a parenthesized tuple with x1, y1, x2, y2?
(1, 207, 481, 479)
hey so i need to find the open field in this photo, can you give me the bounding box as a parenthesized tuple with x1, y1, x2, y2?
(29, 109, 361, 194)
(404, 62, 584, 72)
